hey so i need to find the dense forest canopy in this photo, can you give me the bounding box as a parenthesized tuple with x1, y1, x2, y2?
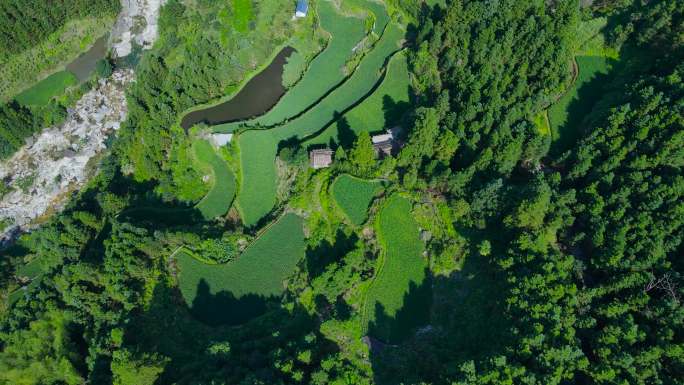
(0, 0, 120, 55)
(0, 0, 682, 384)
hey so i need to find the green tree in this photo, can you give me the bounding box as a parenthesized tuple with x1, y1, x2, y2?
(0, 311, 84, 385)
(111, 349, 168, 385)
(95, 58, 113, 78)
(349, 131, 375, 175)
(398, 107, 440, 167)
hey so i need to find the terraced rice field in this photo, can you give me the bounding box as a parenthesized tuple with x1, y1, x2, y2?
(15, 71, 78, 106)
(193, 140, 237, 219)
(177, 214, 305, 323)
(233, 21, 404, 227)
(307, 51, 409, 147)
(363, 195, 429, 343)
(214, 0, 367, 132)
(332, 174, 383, 225)
(235, 131, 278, 227)
(272, 22, 405, 141)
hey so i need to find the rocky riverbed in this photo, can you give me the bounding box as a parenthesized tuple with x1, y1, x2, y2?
(0, 0, 167, 242)
(111, 0, 166, 58)
(0, 70, 134, 238)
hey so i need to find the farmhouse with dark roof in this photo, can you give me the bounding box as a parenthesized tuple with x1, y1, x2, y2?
(310, 148, 333, 169)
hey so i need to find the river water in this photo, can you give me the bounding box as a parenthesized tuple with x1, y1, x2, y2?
(181, 47, 295, 130)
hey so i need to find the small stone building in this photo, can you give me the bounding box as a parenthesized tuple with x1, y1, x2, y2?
(310, 148, 333, 169)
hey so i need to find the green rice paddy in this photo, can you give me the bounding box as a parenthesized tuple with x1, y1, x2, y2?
(193, 140, 237, 219)
(177, 213, 305, 323)
(15, 71, 78, 106)
(332, 174, 383, 225)
(307, 50, 409, 147)
(363, 195, 429, 343)
(235, 131, 278, 227)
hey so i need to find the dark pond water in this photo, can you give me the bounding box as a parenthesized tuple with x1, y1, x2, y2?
(66, 36, 108, 81)
(181, 47, 295, 130)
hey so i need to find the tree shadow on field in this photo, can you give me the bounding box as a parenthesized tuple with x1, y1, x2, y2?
(94, 164, 207, 227)
(382, 94, 410, 131)
(369, 247, 514, 384)
(120, 281, 346, 384)
(334, 113, 356, 150)
(189, 279, 272, 326)
(118, 201, 205, 228)
(305, 229, 358, 279)
(366, 271, 433, 345)
(276, 135, 302, 155)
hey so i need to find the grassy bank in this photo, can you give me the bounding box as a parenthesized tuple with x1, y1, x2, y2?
(15, 71, 78, 106)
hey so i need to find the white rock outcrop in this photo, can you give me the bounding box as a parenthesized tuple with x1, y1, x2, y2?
(111, 0, 167, 58)
(0, 70, 134, 236)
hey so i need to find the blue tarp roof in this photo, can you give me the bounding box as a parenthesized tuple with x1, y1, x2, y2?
(296, 0, 308, 13)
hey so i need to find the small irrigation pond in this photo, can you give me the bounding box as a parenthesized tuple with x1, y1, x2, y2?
(181, 47, 295, 130)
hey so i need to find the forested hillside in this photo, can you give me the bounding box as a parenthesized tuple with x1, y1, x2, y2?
(0, 0, 681, 384)
(375, 0, 683, 383)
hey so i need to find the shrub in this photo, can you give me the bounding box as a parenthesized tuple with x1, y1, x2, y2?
(95, 59, 113, 78)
